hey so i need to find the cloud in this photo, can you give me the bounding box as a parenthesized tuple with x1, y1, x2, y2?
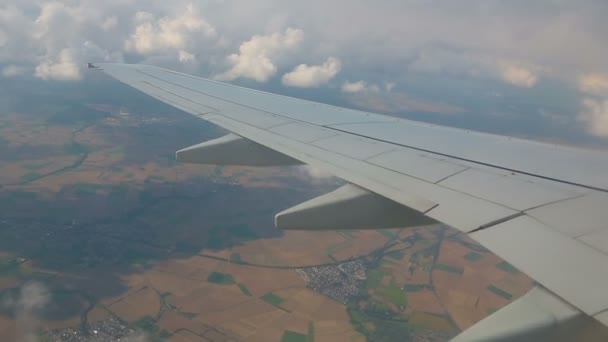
(384, 82, 396, 92)
(216, 28, 303, 82)
(341, 80, 381, 93)
(341, 80, 367, 93)
(2, 64, 26, 77)
(125, 5, 216, 57)
(2, 282, 51, 342)
(577, 73, 608, 138)
(500, 65, 538, 88)
(281, 57, 341, 87)
(35, 48, 82, 81)
(346, 91, 465, 115)
(579, 99, 608, 137)
(0, 0, 606, 106)
(579, 74, 608, 96)
(294, 166, 337, 186)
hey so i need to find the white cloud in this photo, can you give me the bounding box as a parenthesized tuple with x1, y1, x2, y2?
(282, 57, 341, 87)
(101, 15, 118, 31)
(35, 48, 82, 81)
(501, 65, 538, 88)
(579, 74, 608, 96)
(178, 50, 196, 63)
(341, 80, 381, 93)
(579, 99, 608, 137)
(125, 5, 215, 57)
(578, 73, 608, 138)
(216, 28, 303, 82)
(341, 80, 367, 93)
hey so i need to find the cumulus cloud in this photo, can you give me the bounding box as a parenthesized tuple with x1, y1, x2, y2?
(2, 282, 51, 342)
(341, 80, 367, 93)
(341, 80, 381, 93)
(125, 5, 216, 58)
(216, 28, 303, 82)
(500, 65, 538, 88)
(577, 73, 608, 138)
(579, 99, 608, 137)
(35, 48, 82, 81)
(579, 74, 608, 96)
(282, 57, 341, 87)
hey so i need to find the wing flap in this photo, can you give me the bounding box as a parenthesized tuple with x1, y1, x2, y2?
(438, 168, 583, 211)
(275, 184, 437, 230)
(472, 215, 608, 317)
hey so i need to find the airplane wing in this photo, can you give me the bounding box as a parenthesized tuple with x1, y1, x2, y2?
(94, 63, 608, 341)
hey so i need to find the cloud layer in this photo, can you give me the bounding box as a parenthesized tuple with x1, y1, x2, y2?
(0, 0, 607, 139)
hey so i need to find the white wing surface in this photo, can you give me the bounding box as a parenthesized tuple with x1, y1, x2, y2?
(94, 63, 608, 341)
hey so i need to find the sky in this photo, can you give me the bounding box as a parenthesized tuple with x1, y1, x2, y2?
(1, 0, 607, 145)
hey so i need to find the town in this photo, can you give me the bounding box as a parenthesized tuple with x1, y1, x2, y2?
(296, 259, 368, 304)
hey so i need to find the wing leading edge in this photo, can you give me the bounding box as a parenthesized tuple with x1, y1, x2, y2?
(94, 63, 608, 340)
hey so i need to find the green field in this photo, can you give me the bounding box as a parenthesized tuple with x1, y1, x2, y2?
(20, 172, 42, 182)
(0, 257, 20, 278)
(307, 321, 314, 342)
(435, 264, 464, 274)
(282, 330, 307, 342)
(261, 293, 284, 306)
(366, 268, 389, 288)
(496, 261, 519, 274)
(403, 284, 429, 292)
(74, 183, 104, 195)
(487, 285, 512, 300)
(230, 252, 244, 264)
(22, 162, 52, 170)
(207, 272, 235, 285)
(464, 252, 483, 262)
(376, 279, 408, 307)
(386, 250, 406, 260)
(237, 283, 252, 296)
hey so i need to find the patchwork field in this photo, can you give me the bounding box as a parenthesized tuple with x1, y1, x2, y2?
(0, 82, 532, 341)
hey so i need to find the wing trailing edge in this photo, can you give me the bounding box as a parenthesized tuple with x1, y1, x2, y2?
(176, 133, 302, 166)
(275, 184, 437, 230)
(453, 286, 608, 342)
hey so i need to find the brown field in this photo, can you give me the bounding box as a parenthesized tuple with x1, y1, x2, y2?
(201, 299, 279, 326)
(280, 288, 326, 315)
(157, 311, 214, 336)
(106, 286, 161, 322)
(409, 312, 455, 334)
(176, 286, 249, 314)
(224, 267, 303, 297)
(168, 330, 209, 342)
(87, 306, 113, 324)
(229, 231, 345, 266)
(330, 231, 390, 260)
(407, 290, 445, 315)
(0, 106, 534, 341)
